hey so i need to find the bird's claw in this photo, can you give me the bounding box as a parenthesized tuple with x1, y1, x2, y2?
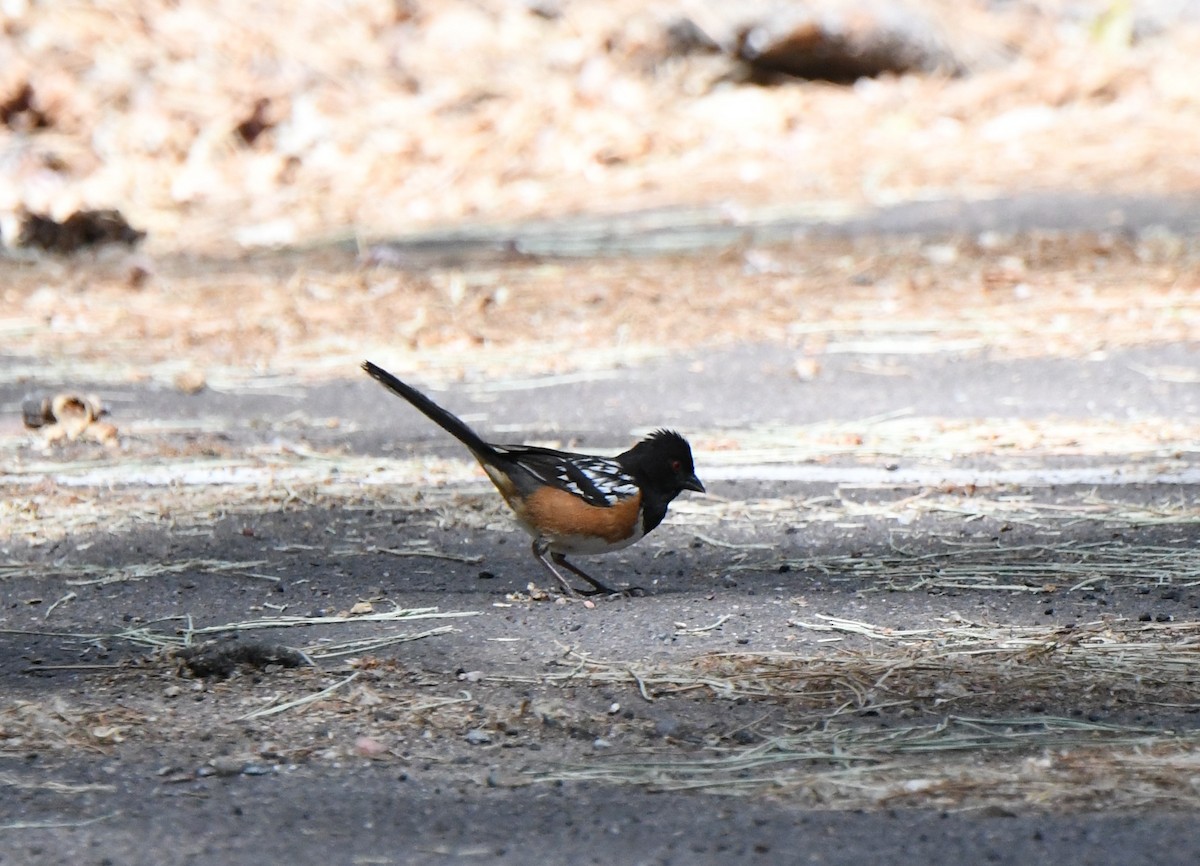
(578, 584, 647, 598)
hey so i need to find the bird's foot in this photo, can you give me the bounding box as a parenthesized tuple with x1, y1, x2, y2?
(577, 583, 647, 598)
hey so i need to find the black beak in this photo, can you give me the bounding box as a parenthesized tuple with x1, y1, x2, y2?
(683, 474, 705, 494)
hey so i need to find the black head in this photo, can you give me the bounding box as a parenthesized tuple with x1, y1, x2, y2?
(623, 429, 705, 497)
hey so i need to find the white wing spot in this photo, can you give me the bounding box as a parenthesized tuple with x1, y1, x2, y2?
(555, 470, 585, 497)
(575, 459, 638, 504)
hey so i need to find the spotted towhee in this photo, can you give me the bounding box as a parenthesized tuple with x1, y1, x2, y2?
(363, 361, 705, 596)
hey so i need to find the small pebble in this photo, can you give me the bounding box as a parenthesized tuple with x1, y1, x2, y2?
(355, 735, 387, 757)
(465, 729, 492, 745)
(653, 717, 681, 738)
(208, 756, 246, 777)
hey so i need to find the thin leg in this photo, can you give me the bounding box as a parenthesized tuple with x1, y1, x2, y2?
(530, 539, 643, 597)
(551, 552, 625, 596)
(531, 539, 582, 597)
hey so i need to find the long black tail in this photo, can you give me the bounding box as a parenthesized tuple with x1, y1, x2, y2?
(362, 361, 500, 460)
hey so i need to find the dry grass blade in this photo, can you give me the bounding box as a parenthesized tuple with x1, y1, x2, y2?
(373, 546, 483, 564)
(0, 814, 121, 831)
(0, 775, 116, 794)
(0, 606, 478, 653)
(181, 606, 477, 644)
(303, 625, 459, 659)
(0, 559, 272, 588)
(236, 672, 360, 721)
(691, 533, 774, 551)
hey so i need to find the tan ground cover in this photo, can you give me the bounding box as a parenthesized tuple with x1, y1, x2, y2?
(1, 1, 1197, 252)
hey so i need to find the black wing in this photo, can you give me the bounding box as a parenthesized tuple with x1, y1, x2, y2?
(496, 446, 640, 508)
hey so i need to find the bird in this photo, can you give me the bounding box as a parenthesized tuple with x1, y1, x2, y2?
(362, 360, 704, 597)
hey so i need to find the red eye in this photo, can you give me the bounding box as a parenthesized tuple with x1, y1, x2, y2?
(671, 459, 682, 472)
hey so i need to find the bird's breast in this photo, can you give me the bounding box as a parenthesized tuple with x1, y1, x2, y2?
(511, 486, 645, 554)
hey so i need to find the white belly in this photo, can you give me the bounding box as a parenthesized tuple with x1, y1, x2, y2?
(547, 527, 646, 555)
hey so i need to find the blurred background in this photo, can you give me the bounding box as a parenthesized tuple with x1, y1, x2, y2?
(2, 0, 1197, 252)
(2, 0, 1199, 391)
